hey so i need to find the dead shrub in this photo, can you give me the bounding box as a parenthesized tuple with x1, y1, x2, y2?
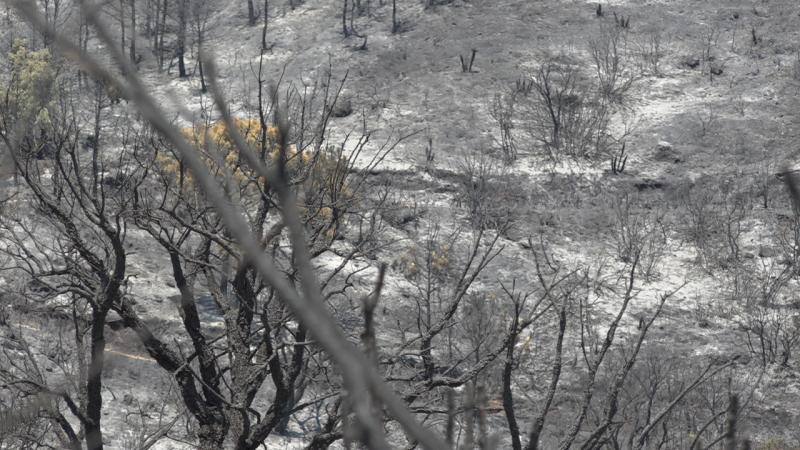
(589, 23, 637, 105)
(516, 59, 611, 163)
(455, 153, 523, 231)
(677, 176, 751, 267)
(611, 191, 669, 281)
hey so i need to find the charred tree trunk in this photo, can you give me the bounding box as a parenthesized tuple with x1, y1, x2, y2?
(392, 0, 397, 33)
(342, 0, 349, 36)
(526, 308, 567, 450)
(502, 313, 523, 450)
(129, 0, 137, 65)
(177, 0, 187, 78)
(119, 0, 126, 55)
(158, 0, 168, 70)
(144, 0, 152, 36)
(247, 0, 256, 26)
(85, 308, 109, 450)
(260, 0, 268, 51)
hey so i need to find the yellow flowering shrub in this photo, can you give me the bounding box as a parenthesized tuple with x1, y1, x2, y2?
(156, 118, 318, 188)
(430, 245, 450, 273)
(157, 118, 355, 238)
(392, 247, 420, 279)
(757, 439, 797, 450)
(392, 243, 452, 281)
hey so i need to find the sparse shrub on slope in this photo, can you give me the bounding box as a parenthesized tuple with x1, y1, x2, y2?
(609, 141, 628, 174)
(728, 259, 800, 368)
(635, 26, 670, 77)
(611, 191, 669, 282)
(493, 23, 637, 168)
(589, 23, 638, 105)
(455, 153, 525, 231)
(677, 175, 751, 268)
(516, 58, 612, 163)
(740, 304, 800, 367)
(489, 91, 517, 163)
